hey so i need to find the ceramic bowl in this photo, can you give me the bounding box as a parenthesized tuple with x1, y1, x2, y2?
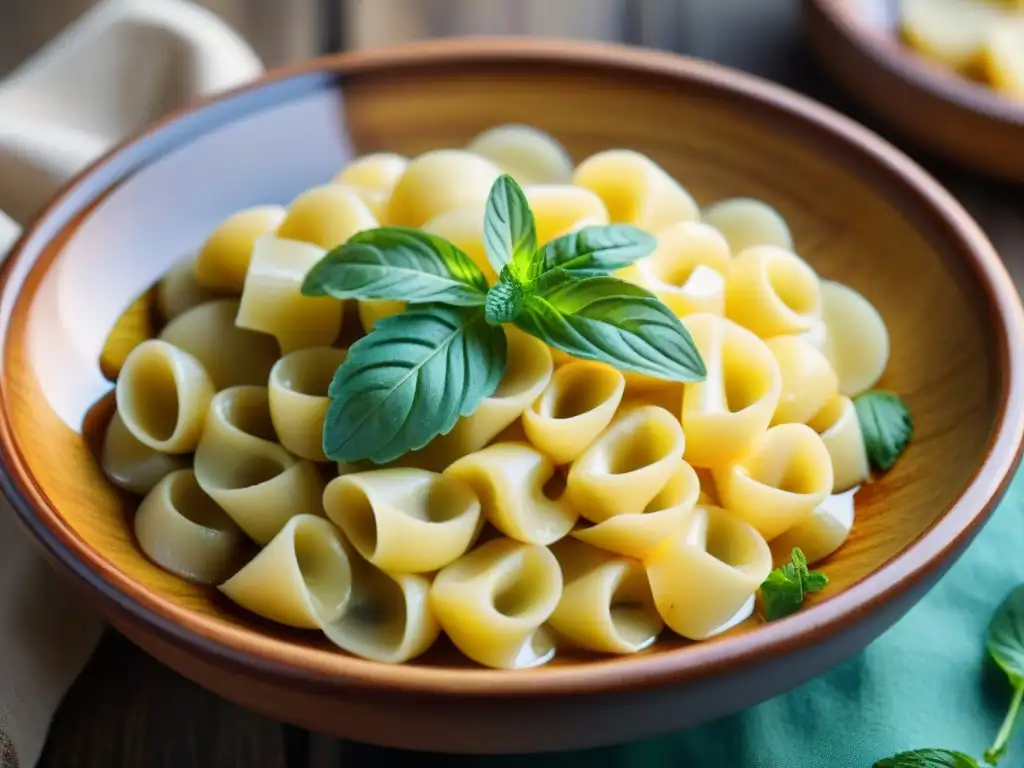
(804, 0, 1024, 182)
(1, 38, 1022, 754)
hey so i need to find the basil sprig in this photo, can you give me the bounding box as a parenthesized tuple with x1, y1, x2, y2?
(301, 173, 706, 464)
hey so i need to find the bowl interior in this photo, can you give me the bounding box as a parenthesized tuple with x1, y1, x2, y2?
(0, 43, 1009, 684)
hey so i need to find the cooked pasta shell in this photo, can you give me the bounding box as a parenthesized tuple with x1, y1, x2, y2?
(701, 197, 793, 254)
(770, 486, 857, 567)
(100, 411, 188, 495)
(193, 206, 287, 293)
(819, 280, 890, 397)
(466, 124, 574, 185)
(765, 335, 838, 426)
(276, 184, 378, 250)
(808, 395, 870, 492)
(268, 347, 347, 462)
(386, 149, 500, 227)
(725, 245, 822, 338)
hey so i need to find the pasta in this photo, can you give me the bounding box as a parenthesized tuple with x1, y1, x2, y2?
(466, 124, 574, 186)
(548, 538, 663, 654)
(444, 442, 578, 545)
(159, 299, 280, 390)
(680, 313, 782, 468)
(571, 459, 700, 560)
(566, 405, 686, 522)
(193, 386, 325, 544)
(236, 235, 343, 353)
(116, 339, 214, 453)
(135, 469, 246, 584)
(725, 245, 822, 338)
(521, 360, 625, 465)
(700, 197, 793, 254)
(646, 504, 772, 640)
(574, 149, 699, 230)
(621, 221, 732, 318)
(430, 538, 562, 669)
(323, 468, 481, 573)
(193, 206, 287, 293)
(268, 346, 347, 461)
(100, 411, 188, 495)
(97, 127, 906, 671)
(713, 423, 834, 541)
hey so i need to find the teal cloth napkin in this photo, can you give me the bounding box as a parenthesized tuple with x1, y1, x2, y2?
(352, 468, 1024, 766)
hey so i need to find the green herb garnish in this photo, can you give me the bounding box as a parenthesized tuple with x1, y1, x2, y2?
(873, 749, 980, 767)
(302, 173, 706, 464)
(854, 390, 913, 472)
(983, 585, 1024, 765)
(759, 547, 829, 622)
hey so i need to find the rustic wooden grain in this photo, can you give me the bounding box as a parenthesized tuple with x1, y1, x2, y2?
(21, 7, 1024, 768)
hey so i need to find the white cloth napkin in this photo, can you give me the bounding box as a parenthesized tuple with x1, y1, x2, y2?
(0, 2, 262, 765)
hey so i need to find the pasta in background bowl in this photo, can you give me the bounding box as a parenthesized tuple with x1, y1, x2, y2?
(0, 38, 1021, 753)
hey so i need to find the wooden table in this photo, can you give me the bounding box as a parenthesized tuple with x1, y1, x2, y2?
(35, 9, 1024, 768)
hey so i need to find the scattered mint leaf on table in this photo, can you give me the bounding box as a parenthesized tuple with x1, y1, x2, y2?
(760, 547, 829, 622)
(872, 749, 979, 767)
(983, 585, 1024, 765)
(854, 390, 913, 471)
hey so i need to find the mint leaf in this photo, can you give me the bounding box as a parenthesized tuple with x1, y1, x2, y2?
(514, 275, 705, 381)
(323, 305, 505, 463)
(483, 174, 538, 281)
(853, 390, 913, 472)
(301, 227, 488, 305)
(984, 585, 1024, 764)
(540, 224, 656, 277)
(873, 749, 979, 767)
(760, 548, 829, 621)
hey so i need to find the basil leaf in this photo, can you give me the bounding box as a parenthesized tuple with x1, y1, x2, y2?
(514, 276, 705, 381)
(873, 749, 979, 767)
(323, 305, 506, 463)
(984, 585, 1024, 765)
(301, 227, 488, 305)
(854, 390, 912, 472)
(540, 224, 656, 277)
(484, 269, 524, 326)
(483, 174, 538, 281)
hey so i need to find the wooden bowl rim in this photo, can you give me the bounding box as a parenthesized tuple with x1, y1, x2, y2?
(2, 36, 1023, 698)
(805, 0, 1024, 128)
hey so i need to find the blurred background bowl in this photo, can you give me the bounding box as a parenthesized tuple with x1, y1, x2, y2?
(0, 38, 1022, 753)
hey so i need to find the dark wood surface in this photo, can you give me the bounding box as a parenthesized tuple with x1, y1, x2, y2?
(36, 9, 1024, 768)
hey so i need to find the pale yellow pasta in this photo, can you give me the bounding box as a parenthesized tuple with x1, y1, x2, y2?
(333, 152, 408, 218)
(323, 468, 481, 573)
(765, 335, 838, 426)
(386, 149, 501, 227)
(808, 395, 871, 491)
(193, 206, 287, 293)
(713, 423, 834, 541)
(444, 442, 578, 545)
(820, 279, 890, 397)
(701, 197, 793, 254)
(521, 360, 625, 465)
(430, 538, 562, 669)
(135, 469, 246, 584)
(321, 533, 440, 664)
(193, 386, 324, 544)
(573, 149, 699, 231)
(423, 202, 495, 282)
(275, 184, 378, 250)
(771, 486, 857, 567)
(159, 299, 279, 390)
(524, 184, 610, 245)
(572, 459, 699, 560)
(219, 514, 352, 628)
(645, 504, 772, 640)
(156, 255, 223, 321)
(358, 299, 405, 333)
(116, 339, 214, 454)
(466, 124, 574, 185)
(548, 538, 662, 654)
(622, 221, 731, 318)
(725, 245, 822, 338)
(680, 313, 782, 468)
(268, 346, 347, 461)
(100, 411, 188, 495)
(236, 236, 343, 353)
(411, 328, 553, 470)
(566, 405, 686, 523)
